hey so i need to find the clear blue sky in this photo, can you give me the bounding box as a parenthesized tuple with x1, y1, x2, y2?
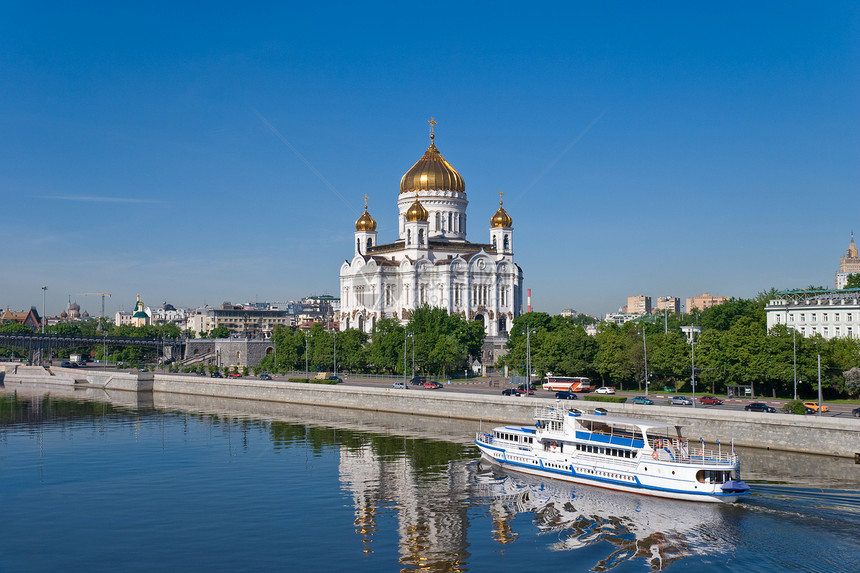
(1, 1, 857, 318)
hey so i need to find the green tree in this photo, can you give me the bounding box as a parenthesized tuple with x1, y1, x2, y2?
(594, 323, 635, 385)
(405, 305, 484, 376)
(209, 326, 230, 339)
(335, 328, 368, 373)
(367, 318, 405, 374)
(844, 274, 860, 288)
(647, 331, 690, 390)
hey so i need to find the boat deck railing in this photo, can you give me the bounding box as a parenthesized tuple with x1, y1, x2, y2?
(534, 406, 568, 423)
(650, 439, 738, 465)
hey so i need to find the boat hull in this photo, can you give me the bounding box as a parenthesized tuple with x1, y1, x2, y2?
(475, 440, 746, 504)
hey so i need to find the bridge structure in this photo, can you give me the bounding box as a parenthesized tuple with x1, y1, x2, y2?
(0, 332, 186, 365)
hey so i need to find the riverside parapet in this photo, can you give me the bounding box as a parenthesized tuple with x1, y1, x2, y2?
(3, 366, 858, 460)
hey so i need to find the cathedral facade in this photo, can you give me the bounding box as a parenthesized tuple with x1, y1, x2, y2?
(339, 123, 524, 347)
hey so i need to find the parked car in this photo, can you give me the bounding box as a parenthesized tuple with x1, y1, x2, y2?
(258, 373, 272, 380)
(555, 391, 578, 400)
(516, 384, 535, 395)
(501, 388, 523, 396)
(423, 381, 443, 389)
(409, 376, 427, 386)
(802, 401, 829, 413)
(327, 375, 343, 383)
(210, 372, 224, 378)
(631, 396, 654, 405)
(853, 407, 860, 418)
(392, 381, 408, 389)
(595, 386, 616, 394)
(668, 396, 693, 406)
(699, 395, 724, 405)
(744, 402, 776, 413)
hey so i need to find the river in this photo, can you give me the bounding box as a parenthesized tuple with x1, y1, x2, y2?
(1, 385, 857, 572)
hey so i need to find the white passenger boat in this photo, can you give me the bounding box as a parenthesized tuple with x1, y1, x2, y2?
(474, 406, 750, 503)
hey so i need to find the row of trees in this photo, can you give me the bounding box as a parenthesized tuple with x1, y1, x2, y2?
(259, 306, 485, 377)
(501, 293, 860, 399)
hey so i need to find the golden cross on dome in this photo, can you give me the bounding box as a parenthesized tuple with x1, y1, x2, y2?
(428, 117, 437, 140)
(363, 194, 369, 210)
(499, 190, 504, 205)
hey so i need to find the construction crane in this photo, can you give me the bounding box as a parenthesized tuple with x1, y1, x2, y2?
(79, 293, 112, 332)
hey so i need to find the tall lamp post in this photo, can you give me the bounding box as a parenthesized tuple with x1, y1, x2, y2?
(526, 329, 535, 393)
(403, 332, 409, 385)
(41, 286, 48, 334)
(681, 326, 701, 408)
(643, 328, 649, 396)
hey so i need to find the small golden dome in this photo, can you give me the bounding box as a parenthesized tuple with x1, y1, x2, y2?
(355, 195, 377, 231)
(405, 199, 428, 222)
(399, 120, 465, 194)
(490, 194, 513, 228)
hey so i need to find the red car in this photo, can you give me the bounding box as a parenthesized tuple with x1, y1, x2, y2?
(423, 381, 443, 389)
(228, 372, 242, 378)
(699, 395, 724, 405)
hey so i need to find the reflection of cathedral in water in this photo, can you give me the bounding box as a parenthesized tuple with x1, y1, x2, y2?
(338, 443, 473, 570)
(337, 441, 736, 571)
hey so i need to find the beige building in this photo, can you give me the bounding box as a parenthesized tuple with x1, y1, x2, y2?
(686, 293, 729, 312)
(626, 295, 651, 314)
(657, 296, 680, 313)
(210, 303, 291, 339)
(835, 232, 860, 289)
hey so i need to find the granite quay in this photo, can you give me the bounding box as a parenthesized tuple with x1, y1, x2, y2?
(2, 365, 858, 460)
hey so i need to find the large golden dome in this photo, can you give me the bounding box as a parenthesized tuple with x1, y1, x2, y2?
(404, 199, 429, 222)
(490, 195, 513, 227)
(355, 196, 377, 231)
(399, 134, 465, 194)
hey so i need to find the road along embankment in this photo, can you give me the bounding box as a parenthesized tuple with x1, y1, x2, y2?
(2, 367, 858, 460)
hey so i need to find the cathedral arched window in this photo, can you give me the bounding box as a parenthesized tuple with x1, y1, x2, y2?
(435, 212, 441, 230)
(448, 212, 453, 231)
(492, 236, 497, 249)
(356, 238, 360, 252)
(499, 316, 507, 333)
(418, 229, 424, 245)
(407, 229, 412, 245)
(504, 235, 509, 250)
(367, 237, 373, 250)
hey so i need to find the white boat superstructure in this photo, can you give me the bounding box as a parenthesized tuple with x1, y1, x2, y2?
(474, 406, 750, 503)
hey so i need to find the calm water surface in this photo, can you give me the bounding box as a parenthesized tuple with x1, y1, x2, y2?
(1, 385, 858, 572)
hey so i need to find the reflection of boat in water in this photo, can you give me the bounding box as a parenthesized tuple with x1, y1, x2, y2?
(475, 406, 750, 503)
(475, 465, 733, 570)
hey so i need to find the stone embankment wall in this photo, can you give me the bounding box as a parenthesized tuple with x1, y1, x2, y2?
(2, 367, 858, 459)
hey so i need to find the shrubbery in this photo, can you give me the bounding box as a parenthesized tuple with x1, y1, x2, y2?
(583, 395, 627, 403)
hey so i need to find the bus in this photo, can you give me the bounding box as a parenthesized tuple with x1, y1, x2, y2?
(541, 376, 595, 393)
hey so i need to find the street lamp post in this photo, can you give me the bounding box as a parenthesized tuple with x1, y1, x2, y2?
(403, 332, 408, 385)
(526, 329, 535, 393)
(681, 326, 701, 408)
(41, 286, 47, 334)
(643, 328, 649, 396)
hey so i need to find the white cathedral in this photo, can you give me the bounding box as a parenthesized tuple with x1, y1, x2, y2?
(339, 121, 524, 354)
